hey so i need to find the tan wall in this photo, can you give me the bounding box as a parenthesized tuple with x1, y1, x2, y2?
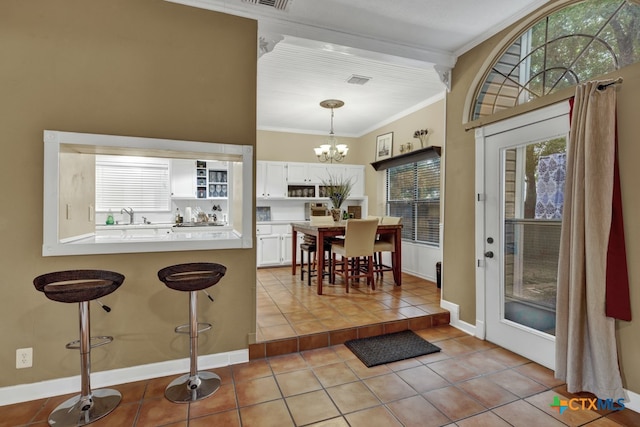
(256, 130, 360, 163)
(358, 100, 446, 217)
(0, 0, 257, 388)
(444, 4, 640, 393)
(257, 100, 445, 217)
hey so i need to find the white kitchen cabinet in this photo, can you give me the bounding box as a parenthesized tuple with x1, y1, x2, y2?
(287, 162, 327, 184)
(321, 164, 365, 197)
(282, 233, 293, 264)
(344, 165, 365, 196)
(257, 161, 364, 199)
(257, 161, 287, 198)
(286, 163, 310, 183)
(257, 234, 281, 266)
(256, 223, 301, 267)
(171, 159, 196, 198)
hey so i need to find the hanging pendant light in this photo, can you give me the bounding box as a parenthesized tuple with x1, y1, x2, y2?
(314, 99, 347, 163)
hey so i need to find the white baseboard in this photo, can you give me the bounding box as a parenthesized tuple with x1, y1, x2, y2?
(440, 298, 476, 336)
(624, 388, 640, 413)
(0, 349, 248, 406)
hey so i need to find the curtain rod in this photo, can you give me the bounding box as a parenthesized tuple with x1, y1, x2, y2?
(597, 77, 623, 90)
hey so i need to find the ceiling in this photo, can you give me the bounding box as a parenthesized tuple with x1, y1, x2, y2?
(169, 0, 549, 136)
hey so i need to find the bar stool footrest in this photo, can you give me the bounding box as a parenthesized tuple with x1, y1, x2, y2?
(65, 335, 113, 350)
(174, 323, 212, 334)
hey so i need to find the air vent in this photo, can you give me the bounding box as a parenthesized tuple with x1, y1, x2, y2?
(242, 0, 292, 11)
(347, 74, 372, 85)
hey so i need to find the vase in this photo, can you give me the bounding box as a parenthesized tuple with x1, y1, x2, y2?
(330, 208, 341, 222)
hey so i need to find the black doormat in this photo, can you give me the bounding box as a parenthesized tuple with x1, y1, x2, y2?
(344, 330, 441, 367)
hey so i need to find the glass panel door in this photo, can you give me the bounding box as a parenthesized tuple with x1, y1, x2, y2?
(503, 140, 565, 335)
(481, 102, 569, 369)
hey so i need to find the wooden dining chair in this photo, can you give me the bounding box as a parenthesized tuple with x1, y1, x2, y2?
(300, 215, 335, 286)
(330, 218, 379, 292)
(373, 216, 402, 278)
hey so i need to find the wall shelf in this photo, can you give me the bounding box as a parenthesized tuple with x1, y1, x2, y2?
(370, 145, 441, 171)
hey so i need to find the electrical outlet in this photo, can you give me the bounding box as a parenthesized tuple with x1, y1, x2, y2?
(16, 348, 33, 369)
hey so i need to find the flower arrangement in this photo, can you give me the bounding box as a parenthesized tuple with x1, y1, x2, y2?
(413, 129, 429, 148)
(321, 173, 353, 210)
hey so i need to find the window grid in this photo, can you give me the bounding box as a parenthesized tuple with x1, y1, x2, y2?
(473, 0, 639, 120)
(386, 157, 440, 246)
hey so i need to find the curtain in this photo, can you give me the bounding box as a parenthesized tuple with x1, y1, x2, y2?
(535, 152, 566, 220)
(555, 80, 627, 400)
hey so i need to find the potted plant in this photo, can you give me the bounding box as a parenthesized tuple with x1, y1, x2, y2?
(321, 173, 354, 221)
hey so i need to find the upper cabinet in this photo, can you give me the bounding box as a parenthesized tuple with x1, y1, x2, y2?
(287, 163, 327, 184)
(330, 164, 365, 197)
(257, 161, 287, 198)
(172, 159, 230, 200)
(256, 161, 365, 199)
(171, 159, 196, 198)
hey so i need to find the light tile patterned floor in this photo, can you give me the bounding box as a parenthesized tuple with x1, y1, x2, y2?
(256, 266, 447, 343)
(2, 268, 639, 426)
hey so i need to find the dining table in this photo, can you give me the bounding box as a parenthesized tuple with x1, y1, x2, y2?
(290, 221, 403, 295)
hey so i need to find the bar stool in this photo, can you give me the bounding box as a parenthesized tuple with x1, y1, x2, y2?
(373, 216, 402, 278)
(157, 262, 227, 403)
(300, 236, 332, 286)
(300, 215, 334, 286)
(33, 270, 125, 427)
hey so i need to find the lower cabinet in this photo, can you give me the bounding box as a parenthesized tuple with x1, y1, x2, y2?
(257, 224, 302, 267)
(257, 234, 281, 266)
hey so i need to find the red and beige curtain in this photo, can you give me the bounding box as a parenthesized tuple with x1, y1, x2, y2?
(555, 80, 631, 400)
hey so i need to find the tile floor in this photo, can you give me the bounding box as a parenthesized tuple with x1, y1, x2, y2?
(250, 267, 449, 358)
(2, 268, 639, 426)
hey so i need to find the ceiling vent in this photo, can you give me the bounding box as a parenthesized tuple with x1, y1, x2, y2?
(241, 0, 292, 11)
(346, 74, 372, 85)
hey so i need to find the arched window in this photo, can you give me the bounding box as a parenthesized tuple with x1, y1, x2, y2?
(472, 0, 640, 120)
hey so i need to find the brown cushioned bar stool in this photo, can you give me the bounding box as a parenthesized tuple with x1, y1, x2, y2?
(33, 270, 125, 427)
(157, 262, 227, 403)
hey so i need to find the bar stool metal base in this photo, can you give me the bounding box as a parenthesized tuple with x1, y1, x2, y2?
(49, 388, 121, 426)
(164, 371, 221, 403)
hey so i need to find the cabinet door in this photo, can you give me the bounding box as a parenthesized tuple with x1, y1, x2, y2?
(308, 164, 329, 184)
(286, 162, 309, 183)
(257, 234, 281, 266)
(327, 164, 364, 196)
(345, 165, 365, 196)
(281, 234, 293, 264)
(263, 162, 287, 198)
(171, 159, 196, 198)
(256, 162, 266, 197)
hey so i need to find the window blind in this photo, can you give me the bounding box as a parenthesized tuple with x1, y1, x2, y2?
(96, 156, 171, 211)
(386, 157, 440, 245)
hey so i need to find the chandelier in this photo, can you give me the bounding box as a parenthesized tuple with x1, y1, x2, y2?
(314, 99, 348, 163)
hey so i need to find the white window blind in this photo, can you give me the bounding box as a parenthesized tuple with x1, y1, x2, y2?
(386, 157, 440, 245)
(96, 155, 171, 211)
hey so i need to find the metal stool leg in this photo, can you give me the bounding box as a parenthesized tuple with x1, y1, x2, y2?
(49, 301, 121, 426)
(165, 291, 221, 403)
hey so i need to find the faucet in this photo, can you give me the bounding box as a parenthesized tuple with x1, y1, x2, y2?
(121, 207, 134, 224)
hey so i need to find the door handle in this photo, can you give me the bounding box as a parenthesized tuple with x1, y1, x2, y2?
(484, 251, 494, 258)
